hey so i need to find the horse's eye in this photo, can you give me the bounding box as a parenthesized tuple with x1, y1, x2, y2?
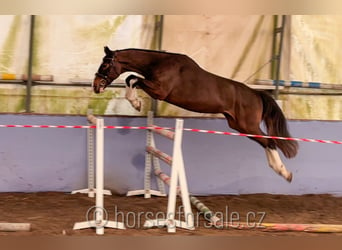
(101, 64, 109, 71)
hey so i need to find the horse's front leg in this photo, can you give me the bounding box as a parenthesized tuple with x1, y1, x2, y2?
(125, 75, 142, 111)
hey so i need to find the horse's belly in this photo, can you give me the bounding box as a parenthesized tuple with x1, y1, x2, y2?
(165, 96, 227, 114)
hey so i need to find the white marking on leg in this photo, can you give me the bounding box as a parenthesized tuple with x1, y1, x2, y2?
(125, 79, 141, 111)
(265, 148, 292, 182)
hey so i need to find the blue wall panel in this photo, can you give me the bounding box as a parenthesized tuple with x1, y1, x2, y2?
(0, 114, 341, 195)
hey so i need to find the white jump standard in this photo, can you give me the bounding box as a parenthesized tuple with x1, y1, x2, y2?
(144, 118, 194, 232)
(126, 111, 170, 198)
(127, 111, 194, 232)
(71, 110, 112, 197)
(128, 111, 221, 232)
(73, 114, 125, 235)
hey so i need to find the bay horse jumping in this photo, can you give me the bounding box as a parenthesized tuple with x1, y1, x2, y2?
(93, 46, 298, 182)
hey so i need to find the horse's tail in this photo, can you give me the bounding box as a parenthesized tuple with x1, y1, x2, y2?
(258, 91, 298, 158)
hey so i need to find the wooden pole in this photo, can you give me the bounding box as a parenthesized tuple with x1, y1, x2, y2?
(0, 223, 31, 232)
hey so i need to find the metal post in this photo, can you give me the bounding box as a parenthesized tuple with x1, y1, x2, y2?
(272, 15, 286, 100)
(25, 15, 35, 113)
(151, 15, 164, 114)
(271, 15, 279, 79)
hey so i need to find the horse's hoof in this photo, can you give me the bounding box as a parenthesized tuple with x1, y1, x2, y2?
(135, 101, 142, 112)
(129, 78, 138, 85)
(134, 104, 141, 112)
(286, 172, 293, 183)
(132, 100, 141, 112)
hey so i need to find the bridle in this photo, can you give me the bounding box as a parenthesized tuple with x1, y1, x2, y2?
(95, 58, 114, 86)
(95, 53, 120, 87)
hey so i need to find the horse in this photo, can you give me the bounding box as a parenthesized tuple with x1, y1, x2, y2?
(93, 46, 298, 182)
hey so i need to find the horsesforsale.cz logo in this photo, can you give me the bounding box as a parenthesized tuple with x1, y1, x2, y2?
(86, 206, 109, 229)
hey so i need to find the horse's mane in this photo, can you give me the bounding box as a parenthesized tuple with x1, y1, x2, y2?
(115, 48, 203, 71)
(117, 48, 186, 57)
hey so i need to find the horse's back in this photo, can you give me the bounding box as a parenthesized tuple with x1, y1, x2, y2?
(144, 50, 263, 116)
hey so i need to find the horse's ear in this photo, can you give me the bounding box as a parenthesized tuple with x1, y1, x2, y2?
(104, 46, 113, 55)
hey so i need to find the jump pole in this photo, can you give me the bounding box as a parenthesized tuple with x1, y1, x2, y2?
(0, 73, 53, 81)
(254, 79, 342, 90)
(71, 110, 111, 197)
(154, 169, 221, 226)
(146, 146, 221, 225)
(219, 222, 342, 233)
(0, 223, 31, 232)
(73, 115, 125, 235)
(258, 223, 342, 233)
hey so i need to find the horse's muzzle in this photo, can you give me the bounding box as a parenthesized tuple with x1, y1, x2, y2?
(93, 78, 107, 94)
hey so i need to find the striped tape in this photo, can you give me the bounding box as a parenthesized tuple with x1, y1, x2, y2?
(0, 124, 341, 145)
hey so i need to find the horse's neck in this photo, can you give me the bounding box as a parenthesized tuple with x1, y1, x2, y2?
(117, 50, 165, 75)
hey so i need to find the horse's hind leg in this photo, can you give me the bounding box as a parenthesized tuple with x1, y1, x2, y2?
(265, 148, 292, 182)
(224, 113, 292, 182)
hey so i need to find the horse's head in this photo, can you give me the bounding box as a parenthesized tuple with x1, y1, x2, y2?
(93, 46, 121, 93)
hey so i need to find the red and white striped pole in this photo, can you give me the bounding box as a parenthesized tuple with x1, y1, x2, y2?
(0, 124, 341, 145)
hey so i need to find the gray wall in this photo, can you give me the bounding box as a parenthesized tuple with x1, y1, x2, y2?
(0, 114, 341, 195)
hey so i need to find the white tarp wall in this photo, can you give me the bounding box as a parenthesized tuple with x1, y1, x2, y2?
(160, 15, 274, 116)
(0, 15, 30, 75)
(285, 16, 342, 119)
(163, 15, 274, 83)
(0, 15, 341, 119)
(290, 16, 342, 83)
(161, 15, 342, 119)
(0, 15, 156, 81)
(33, 15, 157, 83)
(0, 15, 156, 114)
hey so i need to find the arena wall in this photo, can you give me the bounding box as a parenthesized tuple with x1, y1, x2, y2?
(0, 114, 341, 196)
